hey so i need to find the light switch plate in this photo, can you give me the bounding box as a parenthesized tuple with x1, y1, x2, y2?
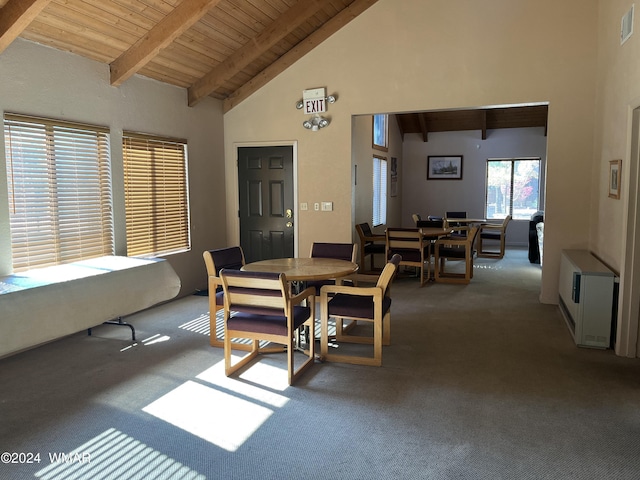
(321, 202, 333, 211)
(314, 203, 320, 211)
(300, 202, 308, 211)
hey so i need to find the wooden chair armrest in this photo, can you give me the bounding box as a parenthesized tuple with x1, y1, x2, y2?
(291, 286, 316, 305)
(320, 284, 382, 298)
(436, 236, 468, 246)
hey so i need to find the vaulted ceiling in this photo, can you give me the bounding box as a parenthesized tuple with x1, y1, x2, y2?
(0, 0, 378, 111)
(0, 0, 549, 134)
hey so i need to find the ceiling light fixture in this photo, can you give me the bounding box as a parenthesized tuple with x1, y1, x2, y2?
(303, 114, 330, 131)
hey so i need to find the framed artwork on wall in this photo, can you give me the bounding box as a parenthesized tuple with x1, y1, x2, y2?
(427, 155, 463, 180)
(609, 159, 622, 199)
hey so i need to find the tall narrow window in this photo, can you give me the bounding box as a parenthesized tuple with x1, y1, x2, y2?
(4, 114, 113, 272)
(485, 158, 541, 220)
(122, 132, 191, 257)
(373, 114, 388, 151)
(373, 155, 388, 226)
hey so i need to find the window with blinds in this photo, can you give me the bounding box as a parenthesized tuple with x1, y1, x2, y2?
(373, 155, 387, 226)
(4, 114, 114, 272)
(122, 132, 191, 257)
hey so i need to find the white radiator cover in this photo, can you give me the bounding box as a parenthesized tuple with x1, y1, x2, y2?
(558, 250, 618, 349)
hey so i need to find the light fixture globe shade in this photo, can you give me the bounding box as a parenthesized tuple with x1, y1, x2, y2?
(296, 100, 304, 109)
(318, 117, 329, 128)
(303, 119, 313, 129)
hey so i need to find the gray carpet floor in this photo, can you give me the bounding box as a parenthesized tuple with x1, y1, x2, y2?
(2, 248, 640, 480)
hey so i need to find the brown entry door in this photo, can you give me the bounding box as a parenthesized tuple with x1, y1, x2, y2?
(238, 146, 294, 263)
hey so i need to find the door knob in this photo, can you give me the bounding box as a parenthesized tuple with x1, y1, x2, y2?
(286, 222, 293, 228)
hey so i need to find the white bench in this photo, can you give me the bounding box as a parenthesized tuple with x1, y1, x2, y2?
(0, 256, 181, 358)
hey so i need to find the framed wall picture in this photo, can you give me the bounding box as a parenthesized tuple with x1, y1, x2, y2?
(427, 155, 463, 180)
(609, 159, 622, 199)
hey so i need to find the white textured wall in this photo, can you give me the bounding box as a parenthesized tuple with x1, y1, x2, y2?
(0, 39, 226, 296)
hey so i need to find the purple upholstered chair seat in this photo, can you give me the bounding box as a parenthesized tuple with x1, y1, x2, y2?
(228, 305, 311, 336)
(326, 293, 392, 320)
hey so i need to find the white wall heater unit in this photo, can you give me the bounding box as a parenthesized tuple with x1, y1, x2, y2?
(558, 250, 618, 349)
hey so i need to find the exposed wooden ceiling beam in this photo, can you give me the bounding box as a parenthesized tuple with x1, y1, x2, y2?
(222, 0, 380, 112)
(189, 0, 326, 107)
(0, 0, 52, 54)
(418, 113, 429, 142)
(110, 0, 223, 87)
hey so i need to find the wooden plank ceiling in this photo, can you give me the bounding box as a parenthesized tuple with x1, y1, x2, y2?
(396, 105, 549, 142)
(0, 0, 549, 131)
(0, 0, 379, 111)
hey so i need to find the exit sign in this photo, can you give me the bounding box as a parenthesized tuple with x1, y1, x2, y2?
(303, 88, 326, 114)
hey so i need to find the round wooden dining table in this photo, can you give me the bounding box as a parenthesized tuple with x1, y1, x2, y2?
(241, 257, 359, 282)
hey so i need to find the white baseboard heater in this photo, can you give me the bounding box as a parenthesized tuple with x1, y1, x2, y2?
(558, 249, 618, 349)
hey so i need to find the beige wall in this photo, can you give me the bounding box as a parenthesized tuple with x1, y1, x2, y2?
(224, 0, 599, 305)
(0, 39, 226, 297)
(351, 114, 403, 239)
(593, 0, 640, 356)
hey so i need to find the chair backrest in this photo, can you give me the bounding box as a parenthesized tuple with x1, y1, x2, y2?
(356, 223, 369, 243)
(446, 211, 466, 219)
(358, 222, 373, 237)
(310, 242, 357, 262)
(416, 219, 443, 228)
(412, 213, 422, 224)
(203, 246, 245, 276)
(219, 269, 288, 316)
(427, 215, 443, 221)
(376, 254, 401, 295)
(203, 246, 246, 294)
(386, 228, 424, 251)
(502, 214, 512, 230)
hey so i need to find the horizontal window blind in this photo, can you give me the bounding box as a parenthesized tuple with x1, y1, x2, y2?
(4, 114, 113, 271)
(123, 132, 191, 257)
(373, 155, 387, 226)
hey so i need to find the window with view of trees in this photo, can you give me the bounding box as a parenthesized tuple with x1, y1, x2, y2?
(485, 158, 541, 220)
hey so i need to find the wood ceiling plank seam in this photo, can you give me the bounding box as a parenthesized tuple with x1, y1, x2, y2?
(223, 0, 381, 111)
(197, 9, 258, 48)
(30, 10, 133, 50)
(171, 36, 230, 64)
(188, 0, 327, 105)
(108, 0, 162, 18)
(151, 45, 216, 76)
(43, 3, 141, 46)
(20, 27, 118, 62)
(221, 0, 275, 30)
(242, 0, 283, 20)
(75, 0, 156, 35)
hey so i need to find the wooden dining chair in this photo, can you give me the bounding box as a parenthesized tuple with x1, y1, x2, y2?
(477, 215, 512, 259)
(319, 254, 401, 366)
(307, 242, 358, 294)
(433, 226, 480, 284)
(219, 269, 316, 385)
(385, 228, 430, 286)
(444, 211, 468, 238)
(355, 223, 386, 273)
(203, 246, 246, 348)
